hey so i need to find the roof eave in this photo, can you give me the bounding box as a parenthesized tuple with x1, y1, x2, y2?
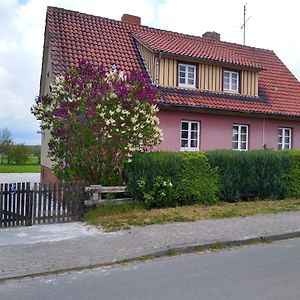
(158, 51, 264, 72)
(158, 102, 300, 121)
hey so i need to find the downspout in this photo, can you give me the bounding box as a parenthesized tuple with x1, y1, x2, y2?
(262, 118, 266, 149)
(155, 52, 162, 87)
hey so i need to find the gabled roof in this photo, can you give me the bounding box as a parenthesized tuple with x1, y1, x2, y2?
(45, 6, 300, 118)
(133, 32, 263, 70)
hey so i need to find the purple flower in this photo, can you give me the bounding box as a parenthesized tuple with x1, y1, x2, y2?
(53, 109, 69, 119)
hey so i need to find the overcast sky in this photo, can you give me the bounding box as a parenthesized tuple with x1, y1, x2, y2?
(1, 0, 300, 145)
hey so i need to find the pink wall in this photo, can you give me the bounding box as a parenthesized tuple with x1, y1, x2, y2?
(156, 110, 300, 151)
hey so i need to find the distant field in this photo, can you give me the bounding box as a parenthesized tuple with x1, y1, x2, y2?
(0, 155, 40, 173)
(0, 164, 41, 173)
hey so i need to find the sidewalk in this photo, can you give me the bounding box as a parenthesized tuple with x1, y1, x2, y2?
(1, 211, 300, 280)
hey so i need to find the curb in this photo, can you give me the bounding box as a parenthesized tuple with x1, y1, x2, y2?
(1, 230, 300, 283)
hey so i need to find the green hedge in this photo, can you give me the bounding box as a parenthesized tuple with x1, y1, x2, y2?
(125, 150, 300, 208)
(125, 152, 219, 208)
(286, 150, 300, 198)
(206, 150, 290, 201)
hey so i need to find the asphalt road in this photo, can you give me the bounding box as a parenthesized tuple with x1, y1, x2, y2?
(1, 238, 300, 300)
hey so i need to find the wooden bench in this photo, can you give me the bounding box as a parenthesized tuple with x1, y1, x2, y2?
(85, 185, 129, 206)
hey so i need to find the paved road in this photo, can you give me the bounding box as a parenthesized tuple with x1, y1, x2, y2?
(0, 173, 40, 184)
(1, 211, 300, 280)
(1, 238, 300, 300)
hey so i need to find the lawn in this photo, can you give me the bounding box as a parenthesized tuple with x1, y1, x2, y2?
(0, 155, 40, 173)
(85, 198, 300, 232)
(0, 164, 41, 173)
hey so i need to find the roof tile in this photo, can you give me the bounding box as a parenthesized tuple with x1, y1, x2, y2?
(46, 6, 300, 118)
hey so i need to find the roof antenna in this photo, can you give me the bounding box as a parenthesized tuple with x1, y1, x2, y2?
(241, 3, 251, 45)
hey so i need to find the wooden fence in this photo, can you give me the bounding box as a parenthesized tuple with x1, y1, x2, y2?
(85, 185, 128, 206)
(0, 182, 85, 228)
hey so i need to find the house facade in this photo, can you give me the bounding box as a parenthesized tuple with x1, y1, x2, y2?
(40, 7, 300, 183)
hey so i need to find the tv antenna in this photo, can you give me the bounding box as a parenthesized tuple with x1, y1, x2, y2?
(241, 3, 251, 45)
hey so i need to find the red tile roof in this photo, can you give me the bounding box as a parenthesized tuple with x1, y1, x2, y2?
(133, 32, 263, 70)
(46, 6, 300, 118)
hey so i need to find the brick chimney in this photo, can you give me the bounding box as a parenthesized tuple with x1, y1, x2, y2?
(121, 14, 141, 25)
(202, 31, 221, 41)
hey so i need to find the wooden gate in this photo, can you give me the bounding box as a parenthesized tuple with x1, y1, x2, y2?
(0, 182, 85, 228)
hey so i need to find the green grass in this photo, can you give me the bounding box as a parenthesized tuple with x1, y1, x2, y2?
(0, 164, 40, 173)
(0, 155, 40, 173)
(85, 198, 300, 232)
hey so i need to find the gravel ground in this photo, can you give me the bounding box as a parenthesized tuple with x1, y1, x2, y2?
(0, 173, 40, 184)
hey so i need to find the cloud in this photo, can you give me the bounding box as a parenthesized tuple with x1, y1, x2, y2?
(0, 0, 156, 144)
(156, 0, 300, 79)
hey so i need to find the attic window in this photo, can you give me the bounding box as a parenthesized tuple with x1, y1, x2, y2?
(178, 63, 196, 88)
(223, 70, 239, 93)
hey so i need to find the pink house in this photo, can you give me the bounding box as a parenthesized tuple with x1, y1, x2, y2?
(40, 7, 300, 183)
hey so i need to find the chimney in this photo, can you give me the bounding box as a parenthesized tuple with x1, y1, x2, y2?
(202, 31, 221, 41)
(121, 14, 141, 25)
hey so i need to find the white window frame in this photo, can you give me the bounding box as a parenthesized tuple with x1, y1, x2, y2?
(278, 127, 292, 150)
(180, 121, 200, 151)
(178, 63, 196, 88)
(232, 124, 248, 151)
(223, 70, 239, 93)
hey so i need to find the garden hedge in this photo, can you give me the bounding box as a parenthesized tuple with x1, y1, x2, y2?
(125, 150, 300, 208)
(286, 150, 300, 198)
(125, 151, 219, 208)
(206, 150, 290, 201)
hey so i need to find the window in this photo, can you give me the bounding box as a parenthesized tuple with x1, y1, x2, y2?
(278, 128, 292, 150)
(223, 70, 239, 92)
(178, 63, 196, 88)
(232, 124, 248, 151)
(181, 121, 199, 150)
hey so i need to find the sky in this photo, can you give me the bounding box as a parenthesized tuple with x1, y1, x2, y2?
(1, 0, 300, 145)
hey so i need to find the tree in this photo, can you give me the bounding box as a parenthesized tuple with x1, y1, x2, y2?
(31, 145, 41, 164)
(31, 60, 163, 184)
(7, 144, 31, 165)
(0, 127, 13, 164)
(0, 127, 12, 144)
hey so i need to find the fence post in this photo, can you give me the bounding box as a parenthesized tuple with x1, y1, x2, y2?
(0, 184, 3, 228)
(78, 184, 85, 220)
(25, 183, 32, 226)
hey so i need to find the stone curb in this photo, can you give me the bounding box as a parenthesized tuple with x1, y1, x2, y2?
(1, 230, 300, 283)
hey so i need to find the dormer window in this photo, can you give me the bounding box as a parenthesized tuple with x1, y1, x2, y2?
(223, 70, 239, 93)
(178, 63, 196, 88)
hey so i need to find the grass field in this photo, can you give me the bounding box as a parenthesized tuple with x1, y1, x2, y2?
(0, 164, 40, 173)
(85, 198, 300, 231)
(0, 155, 40, 173)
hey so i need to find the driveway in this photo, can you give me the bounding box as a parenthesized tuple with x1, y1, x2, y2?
(0, 222, 100, 246)
(0, 173, 40, 184)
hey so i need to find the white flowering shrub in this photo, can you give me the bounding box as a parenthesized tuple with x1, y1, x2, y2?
(32, 60, 163, 184)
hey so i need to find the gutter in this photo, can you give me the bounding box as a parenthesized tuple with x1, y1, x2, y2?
(158, 103, 300, 121)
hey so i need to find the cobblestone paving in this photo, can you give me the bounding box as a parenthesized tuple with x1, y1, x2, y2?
(1, 211, 300, 280)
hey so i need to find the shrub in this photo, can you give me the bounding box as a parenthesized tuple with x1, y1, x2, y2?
(286, 150, 300, 198)
(32, 60, 162, 184)
(137, 176, 175, 209)
(176, 152, 219, 205)
(125, 151, 219, 208)
(125, 152, 181, 206)
(206, 150, 290, 201)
